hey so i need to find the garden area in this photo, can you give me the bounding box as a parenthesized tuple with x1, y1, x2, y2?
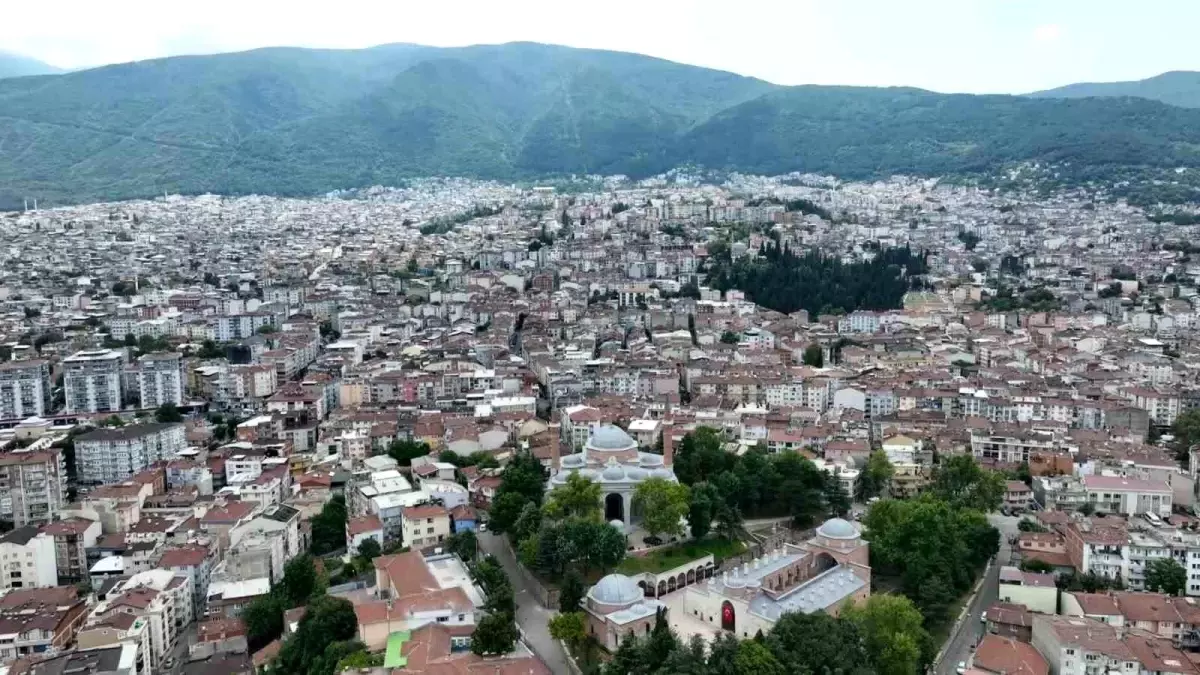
(616, 537, 746, 575)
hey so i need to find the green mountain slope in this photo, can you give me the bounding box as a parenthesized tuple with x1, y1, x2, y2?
(0, 52, 61, 79)
(3, 43, 1200, 207)
(1029, 71, 1200, 109)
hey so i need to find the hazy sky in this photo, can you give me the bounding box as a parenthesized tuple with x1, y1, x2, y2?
(3, 0, 1196, 93)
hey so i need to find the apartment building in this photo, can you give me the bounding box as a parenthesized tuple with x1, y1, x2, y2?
(40, 517, 101, 584)
(1081, 475, 1173, 516)
(0, 526, 57, 590)
(134, 353, 183, 409)
(400, 504, 451, 550)
(0, 360, 51, 420)
(0, 586, 89, 664)
(63, 349, 125, 414)
(74, 423, 186, 485)
(0, 449, 67, 527)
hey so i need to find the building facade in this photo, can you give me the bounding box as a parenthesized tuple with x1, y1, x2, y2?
(63, 349, 125, 414)
(0, 360, 51, 420)
(74, 423, 186, 485)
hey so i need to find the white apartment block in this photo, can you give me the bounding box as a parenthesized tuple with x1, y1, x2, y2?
(0, 449, 67, 527)
(0, 360, 51, 420)
(0, 526, 58, 590)
(74, 423, 186, 485)
(63, 349, 125, 414)
(212, 313, 274, 341)
(134, 353, 183, 409)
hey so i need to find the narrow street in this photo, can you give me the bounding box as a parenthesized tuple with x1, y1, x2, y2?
(935, 514, 1021, 675)
(478, 531, 572, 674)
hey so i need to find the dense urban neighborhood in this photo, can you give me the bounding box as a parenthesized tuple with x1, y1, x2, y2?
(0, 168, 1198, 675)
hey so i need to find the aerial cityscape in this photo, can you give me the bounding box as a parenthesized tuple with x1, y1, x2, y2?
(3, 8, 1200, 675)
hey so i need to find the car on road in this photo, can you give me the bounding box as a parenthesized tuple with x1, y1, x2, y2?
(956, 661, 967, 674)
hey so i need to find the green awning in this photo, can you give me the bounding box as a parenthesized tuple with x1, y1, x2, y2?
(384, 630, 412, 668)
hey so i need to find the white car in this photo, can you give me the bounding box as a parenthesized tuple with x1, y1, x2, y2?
(956, 661, 967, 675)
(980, 611, 987, 623)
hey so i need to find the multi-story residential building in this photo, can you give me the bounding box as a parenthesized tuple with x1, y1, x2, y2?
(87, 570, 190, 671)
(63, 349, 125, 414)
(74, 423, 186, 485)
(972, 431, 1059, 465)
(0, 586, 89, 665)
(1081, 475, 1173, 516)
(0, 449, 67, 527)
(213, 313, 275, 341)
(134, 353, 183, 409)
(39, 517, 101, 584)
(0, 526, 57, 590)
(0, 360, 51, 420)
(400, 504, 450, 550)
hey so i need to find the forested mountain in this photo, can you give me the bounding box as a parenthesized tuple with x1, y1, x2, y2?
(1029, 71, 1200, 109)
(3, 42, 1200, 208)
(0, 51, 61, 79)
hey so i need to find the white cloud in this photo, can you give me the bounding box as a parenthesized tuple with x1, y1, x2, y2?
(1033, 23, 1062, 43)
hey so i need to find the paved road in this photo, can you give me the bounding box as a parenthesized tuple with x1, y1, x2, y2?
(935, 514, 1021, 675)
(478, 531, 571, 674)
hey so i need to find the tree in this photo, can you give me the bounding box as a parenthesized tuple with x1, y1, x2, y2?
(1077, 502, 1096, 516)
(242, 594, 285, 651)
(735, 640, 787, 675)
(1017, 518, 1047, 533)
(356, 538, 382, 562)
(674, 427, 736, 486)
(559, 569, 586, 612)
(931, 455, 1005, 512)
(802, 343, 824, 367)
(714, 502, 743, 542)
(765, 612, 872, 674)
(1145, 558, 1187, 596)
(823, 471, 851, 517)
(688, 482, 720, 539)
(549, 611, 587, 649)
(858, 451, 894, 500)
(309, 495, 348, 555)
(446, 530, 477, 562)
(1173, 409, 1200, 462)
(634, 478, 690, 540)
(472, 612, 519, 656)
(154, 403, 183, 424)
(1020, 559, 1055, 573)
(274, 595, 358, 674)
(278, 554, 324, 607)
(386, 439, 431, 467)
(843, 594, 933, 675)
(543, 472, 602, 521)
(720, 330, 740, 344)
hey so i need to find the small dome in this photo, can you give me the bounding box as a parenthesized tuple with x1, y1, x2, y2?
(589, 424, 636, 451)
(817, 517, 860, 540)
(552, 472, 569, 484)
(561, 454, 584, 467)
(625, 467, 648, 481)
(589, 574, 641, 606)
(578, 468, 600, 480)
(639, 454, 664, 467)
(601, 464, 626, 481)
(651, 468, 674, 480)
(609, 519, 626, 531)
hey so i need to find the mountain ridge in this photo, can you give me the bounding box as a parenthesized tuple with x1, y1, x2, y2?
(2, 42, 1200, 208)
(0, 51, 62, 79)
(1028, 70, 1200, 109)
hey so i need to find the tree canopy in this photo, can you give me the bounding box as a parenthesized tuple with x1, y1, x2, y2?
(634, 478, 690, 540)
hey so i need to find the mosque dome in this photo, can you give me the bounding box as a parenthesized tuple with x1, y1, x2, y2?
(601, 464, 626, 481)
(625, 467, 648, 481)
(589, 574, 642, 606)
(651, 468, 674, 480)
(817, 517, 860, 540)
(589, 425, 636, 451)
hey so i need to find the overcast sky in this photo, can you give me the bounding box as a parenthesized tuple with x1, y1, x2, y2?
(2, 0, 1195, 94)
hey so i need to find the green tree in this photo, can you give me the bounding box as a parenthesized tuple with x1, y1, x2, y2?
(843, 594, 933, 675)
(714, 502, 743, 542)
(242, 594, 285, 651)
(1017, 518, 1047, 533)
(688, 482, 720, 539)
(549, 611, 587, 649)
(858, 451, 894, 500)
(720, 330, 741, 344)
(559, 569, 586, 612)
(823, 471, 851, 517)
(543, 472, 602, 521)
(154, 403, 183, 423)
(1145, 557, 1188, 596)
(802, 343, 824, 367)
(931, 455, 1005, 512)
(446, 530, 478, 562)
(386, 439, 431, 467)
(674, 427, 735, 486)
(634, 478, 690, 541)
(1020, 559, 1055, 573)
(278, 554, 324, 607)
(274, 595, 358, 674)
(1173, 409, 1200, 462)
(472, 612, 519, 656)
(356, 538, 382, 561)
(309, 496, 348, 556)
(735, 639, 787, 675)
(765, 612, 872, 674)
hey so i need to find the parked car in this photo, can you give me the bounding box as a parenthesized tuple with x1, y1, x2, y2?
(956, 661, 967, 674)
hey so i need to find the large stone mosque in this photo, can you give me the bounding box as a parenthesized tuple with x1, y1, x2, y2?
(548, 423, 677, 528)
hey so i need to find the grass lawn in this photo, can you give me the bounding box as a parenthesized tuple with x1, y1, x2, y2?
(616, 538, 747, 575)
